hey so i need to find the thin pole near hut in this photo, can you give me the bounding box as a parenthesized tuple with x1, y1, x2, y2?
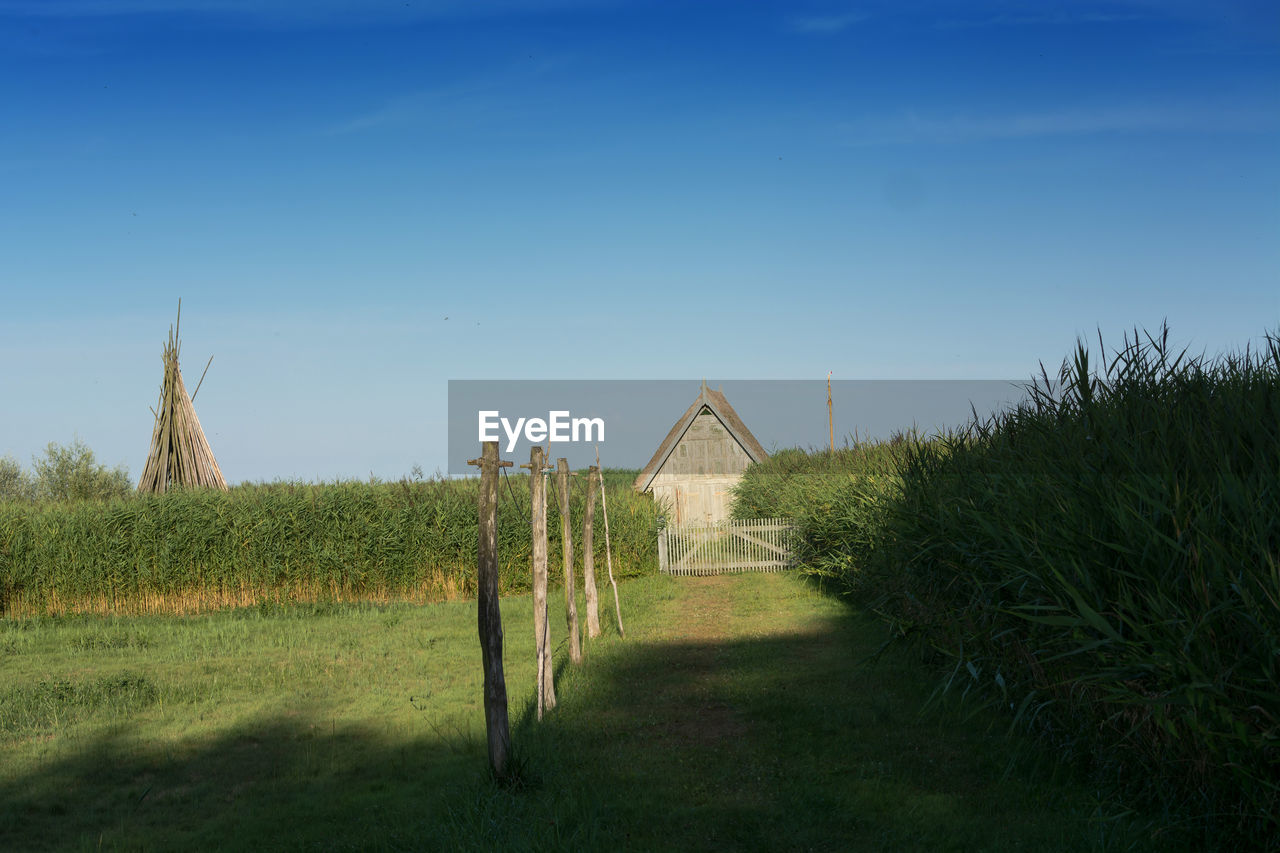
(596, 447, 625, 639)
(557, 458, 582, 664)
(582, 464, 602, 640)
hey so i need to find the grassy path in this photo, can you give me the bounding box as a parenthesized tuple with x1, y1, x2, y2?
(0, 573, 1171, 851)
(638, 576, 749, 752)
(456, 573, 1172, 852)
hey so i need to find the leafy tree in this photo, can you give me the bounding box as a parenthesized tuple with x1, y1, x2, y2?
(30, 440, 132, 502)
(0, 455, 34, 501)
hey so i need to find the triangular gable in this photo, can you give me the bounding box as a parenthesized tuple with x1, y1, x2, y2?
(633, 384, 767, 493)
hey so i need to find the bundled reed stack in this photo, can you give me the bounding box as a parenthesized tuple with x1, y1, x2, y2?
(137, 308, 228, 494)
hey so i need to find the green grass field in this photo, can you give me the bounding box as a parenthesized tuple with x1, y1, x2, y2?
(1, 572, 1176, 852)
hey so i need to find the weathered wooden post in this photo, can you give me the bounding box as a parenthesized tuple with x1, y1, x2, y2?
(657, 519, 668, 575)
(522, 446, 556, 718)
(556, 458, 582, 664)
(467, 441, 513, 778)
(581, 464, 602, 639)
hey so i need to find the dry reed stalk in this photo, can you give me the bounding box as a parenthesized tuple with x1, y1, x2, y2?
(596, 447, 624, 638)
(138, 303, 228, 494)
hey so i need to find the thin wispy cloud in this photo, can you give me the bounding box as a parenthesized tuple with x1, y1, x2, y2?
(325, 59, 571, 136)
(936, 11, 1144, 29)
(0, 0, 321, 15)
(328, 92, 440, 136)
(0, 0, 601, 22)
(842, 105, 1279, 145)
(327, 81, 520, 137)
(788, 13, 866, 34)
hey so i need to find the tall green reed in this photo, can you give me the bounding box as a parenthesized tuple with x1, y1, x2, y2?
(731, 439, 918, 584)
(0, 471, 658, 616)
(868, 328, 1279, 846)
(732, 327, 1279, 848)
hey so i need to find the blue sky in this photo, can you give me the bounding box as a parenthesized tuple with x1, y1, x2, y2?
(2, 0, 1277, 482)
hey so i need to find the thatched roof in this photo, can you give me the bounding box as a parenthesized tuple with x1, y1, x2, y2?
(137, 309, 227, 494)
(633, 383, 767, 493)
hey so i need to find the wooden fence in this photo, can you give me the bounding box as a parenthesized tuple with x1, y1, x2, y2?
(657, 517, 797, 576)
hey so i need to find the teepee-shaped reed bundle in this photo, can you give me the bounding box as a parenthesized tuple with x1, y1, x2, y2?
(137, 306, 228, 494)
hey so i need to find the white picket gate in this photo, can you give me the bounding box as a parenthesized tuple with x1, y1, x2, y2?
(657, 517, 797, 576)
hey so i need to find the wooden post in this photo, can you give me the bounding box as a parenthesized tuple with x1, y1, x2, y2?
(522, 446, 556, 718)
(657, 522, 668, 574)
(596, 447, 625, 639)
(582, 465, 601, 639)
(828, 370, 834, 454)
(556, 458, 582, 664)
(467, 441, 513, 778)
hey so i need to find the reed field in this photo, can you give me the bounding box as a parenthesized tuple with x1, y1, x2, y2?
(732, 438, 917, 583)
(733, 328, 1280, 850)
(0, 469, 658, 617)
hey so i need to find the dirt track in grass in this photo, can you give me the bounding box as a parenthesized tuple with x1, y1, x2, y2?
(645, 576, 751, 747)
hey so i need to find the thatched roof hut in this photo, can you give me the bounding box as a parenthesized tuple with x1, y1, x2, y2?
(634, 383, 767, 525)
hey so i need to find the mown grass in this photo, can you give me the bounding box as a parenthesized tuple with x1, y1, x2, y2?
(0, 591, 517, 850)
(732, 327, 1280, 850)
(0, 573, 1172, 851)
(0, 469, 657, 617)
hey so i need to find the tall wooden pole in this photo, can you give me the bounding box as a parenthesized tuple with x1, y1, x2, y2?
(596, 447, 625, 639)
(828, 371, 834, 454)
(582, 464, 602, 639)
(467, 441, 512, 778)
(556, 458, 582, 664)
(522, 446, 556, 718)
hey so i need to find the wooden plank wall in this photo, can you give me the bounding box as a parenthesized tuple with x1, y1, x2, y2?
(651, 411, 753, 525)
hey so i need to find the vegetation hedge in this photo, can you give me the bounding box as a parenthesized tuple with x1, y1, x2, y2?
(733, 328, 1280, 850)
(0, 470, 658, 616)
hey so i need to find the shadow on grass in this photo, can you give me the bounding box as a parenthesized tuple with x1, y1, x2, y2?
(0, 710, 491, 851)
(0, 608, 1170, 852)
